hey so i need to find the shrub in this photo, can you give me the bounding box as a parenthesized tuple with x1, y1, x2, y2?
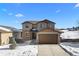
(15, 38, 24, 43)
(9, 37, 16, 49)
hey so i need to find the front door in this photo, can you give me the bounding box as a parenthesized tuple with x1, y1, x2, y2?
(32, 32, 36, 39)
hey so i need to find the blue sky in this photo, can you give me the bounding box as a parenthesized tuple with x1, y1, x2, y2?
(0, 3, 79, 29)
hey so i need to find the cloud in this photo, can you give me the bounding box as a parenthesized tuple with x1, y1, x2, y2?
(74, 3, 79, 8)
(56, 9, 61, 13)
(15, 13, 24, 17)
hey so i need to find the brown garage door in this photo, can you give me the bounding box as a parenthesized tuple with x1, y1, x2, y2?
(38, 34, 58, 44)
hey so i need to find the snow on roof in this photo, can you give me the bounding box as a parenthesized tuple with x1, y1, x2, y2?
(0, 27, 11, 32)
(0, 25, 20, 32)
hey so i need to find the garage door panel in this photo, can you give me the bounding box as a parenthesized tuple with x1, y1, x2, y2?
(38, 34, 58, 44)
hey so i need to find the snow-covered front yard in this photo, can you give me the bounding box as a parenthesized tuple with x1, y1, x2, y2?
(60, 42, 79, 56)
(0, 44, 38, 56)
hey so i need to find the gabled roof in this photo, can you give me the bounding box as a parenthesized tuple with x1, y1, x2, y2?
(38, 19, 56, 24)
(22, 21, 39, 24)
(0, 25, 20, 32)
(22, 19, 56, 24)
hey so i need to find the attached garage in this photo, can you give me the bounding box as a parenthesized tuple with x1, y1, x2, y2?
(37, 32, 60, 44)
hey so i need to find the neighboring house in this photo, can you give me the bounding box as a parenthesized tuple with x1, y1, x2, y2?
(22, 19, 61, 44)
(0, 25, 22, 45)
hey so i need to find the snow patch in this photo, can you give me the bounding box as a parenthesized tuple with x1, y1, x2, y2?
(60, 42, 79, 56)
(0, 45, 38, 56)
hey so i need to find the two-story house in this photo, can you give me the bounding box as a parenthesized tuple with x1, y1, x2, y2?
(22, 19, 60, 44)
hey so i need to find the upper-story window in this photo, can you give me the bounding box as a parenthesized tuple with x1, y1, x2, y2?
(26, 26, 29, 28)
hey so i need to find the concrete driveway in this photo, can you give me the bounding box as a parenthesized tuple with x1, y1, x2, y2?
(38, 44, 70, 56)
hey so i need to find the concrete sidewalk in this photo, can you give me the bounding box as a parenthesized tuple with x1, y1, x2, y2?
(38, 44, 70, 56)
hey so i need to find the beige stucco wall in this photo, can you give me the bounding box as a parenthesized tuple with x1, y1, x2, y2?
(1, 32, 12, 45)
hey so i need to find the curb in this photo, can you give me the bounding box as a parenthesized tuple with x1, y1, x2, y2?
(59, 44, 73, 56)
